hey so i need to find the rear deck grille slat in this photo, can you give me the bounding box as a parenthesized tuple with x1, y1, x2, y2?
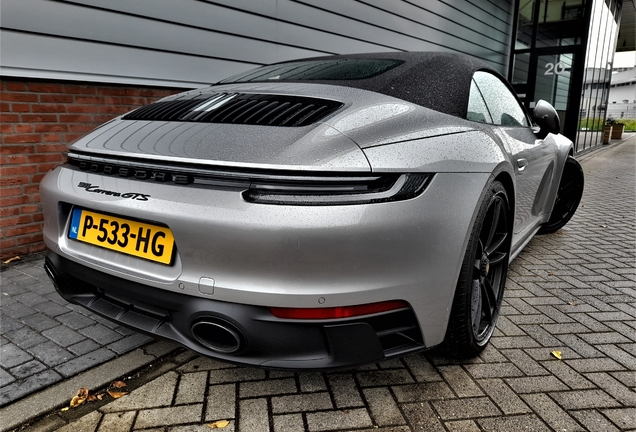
(122, 93, 343, 127)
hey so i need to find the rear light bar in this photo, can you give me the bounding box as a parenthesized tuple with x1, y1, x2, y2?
(269, 300, 409, 320)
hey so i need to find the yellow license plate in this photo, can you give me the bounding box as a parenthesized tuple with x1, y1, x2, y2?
(68, 208, 175, 265)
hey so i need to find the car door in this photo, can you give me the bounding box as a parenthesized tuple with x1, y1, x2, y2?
(471, 71, 557, 236)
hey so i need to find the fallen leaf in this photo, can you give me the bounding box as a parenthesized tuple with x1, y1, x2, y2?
(3, 256, 20, 264)
(69, 388, 89, 408)
(107, 390, 128, 399)
(87, 394, 97, 402)
(207, 420, 230, 429)
(110, 380, 127, 388)
(60, 407, 69, 412)
(551, 350, 562, 360)
(97, 394, 104, 400)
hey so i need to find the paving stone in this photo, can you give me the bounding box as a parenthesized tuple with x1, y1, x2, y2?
(477, 378, 532, 415)
(601, 407, 636, 429)
(1, 302, 36, 319)
(391, 381, 454, 403)
(41, 325, 85, 347)
(56, 411, 101, 432)
(327, 373, 364, 408)
(208, 367, 265, 384)
(32, 301, 71, 317)
(54, 348, 116, 377)
(79, 324, 122, 345)
(595, 343, 636, 369)
(499, 349, 548, 376)
(19, 313, 59, 332)
(55, 311, 97, 329)
(541, 360, 594, 390)
(477, 414, 551, 431)
(403, 354, 442, 382)
(306, 408, 373, 432)
(444, 420, 482, 432)
(67, 339, 101, 356)
(0, 369, 62, 406)
(584, 372, 636, 405)
(175, 371, 207, 405)
(239, 398, 268, 432)
(9, 359, 47, 379)
(505, 376, 568, 394)
(356, 369, 414, 387)
(363, 387, 404, 426)
(549, 389, 622, 410)
(20, 414, 66, 432)
(0, 368, 16, 387)
(240, 377, 297, 398)
(521, 393, 585, 431)
(271, 391, 333, 413)
(299, 372, 327, 392)
(98, 411, 136, 432)
(401, 402, 445, 432)
(205, 384, 236, 422)
(13, 291, 49, 306)
(107, 333, 153, 354)
(0, 342, 33, 368)
(570, 409, 621, 432)
(610, 370, 636, 388)
(491, 335, 541, 349)
(102, 371, 178, 413)
(556, 334, 603, 358)
(432, 396, 501, 420)
(437, 365, 483, 397)
(26, 340, 71, 366)
(4, 326, 49, 350)
(0, 316, 23, 334)
(134, 404, 203, 428)
(463, 362, 524, 379)
(565, 357, 626, 373)
(273, 414, 305, 432)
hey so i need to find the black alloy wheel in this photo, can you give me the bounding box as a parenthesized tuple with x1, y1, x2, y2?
(538, 156, 584, 234)
(444, 180, 511, 357)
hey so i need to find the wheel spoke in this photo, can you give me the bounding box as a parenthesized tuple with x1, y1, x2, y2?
(485, 199, 501, 249)
(482, 278, 497, 321)
(485, 232, 508, 257)
(489, 251, 507, 265)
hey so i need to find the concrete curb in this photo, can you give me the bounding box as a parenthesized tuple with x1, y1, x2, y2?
(0, 341, 178, 432)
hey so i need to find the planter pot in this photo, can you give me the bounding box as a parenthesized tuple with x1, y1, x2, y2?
(603, 125, 613, 144)
(611, 124, 625, 139)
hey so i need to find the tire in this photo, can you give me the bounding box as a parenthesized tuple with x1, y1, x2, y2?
(538, 156, 584, 234)
(443, 180, 511, 357)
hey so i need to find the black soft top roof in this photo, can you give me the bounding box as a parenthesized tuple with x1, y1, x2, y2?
(220, 52, 498, 119)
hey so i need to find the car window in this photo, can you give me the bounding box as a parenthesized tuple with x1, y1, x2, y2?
(219, 59, 403, 83)
(473, 71, 528, 127)
(467, 79, 493, 124)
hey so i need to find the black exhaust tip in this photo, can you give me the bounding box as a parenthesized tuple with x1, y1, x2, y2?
(191, 318, 244, 354)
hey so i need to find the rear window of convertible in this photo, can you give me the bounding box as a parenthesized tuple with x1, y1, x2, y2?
(219, 59, 403, 83)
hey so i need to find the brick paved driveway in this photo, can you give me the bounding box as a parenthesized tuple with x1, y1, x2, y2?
(8, 137, 636, 431)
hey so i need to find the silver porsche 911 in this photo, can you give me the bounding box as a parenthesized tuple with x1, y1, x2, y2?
(41, 52, 584, 369)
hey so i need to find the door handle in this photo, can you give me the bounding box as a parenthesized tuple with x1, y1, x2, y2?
(517, 159, 528, 171)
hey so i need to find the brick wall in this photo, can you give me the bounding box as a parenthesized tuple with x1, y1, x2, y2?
(0, 79, 184, 259)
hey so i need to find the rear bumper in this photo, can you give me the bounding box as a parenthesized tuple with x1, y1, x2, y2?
(45, 251, 425, 370)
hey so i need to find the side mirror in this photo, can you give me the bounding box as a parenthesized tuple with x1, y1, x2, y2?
(533, 99, 560, 139)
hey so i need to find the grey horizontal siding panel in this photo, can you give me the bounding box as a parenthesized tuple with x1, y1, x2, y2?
(1, 31, 253, 87)
(62, 0, 388, 55)
(3, 0, 329, 66)
(0, 0, 515, 86)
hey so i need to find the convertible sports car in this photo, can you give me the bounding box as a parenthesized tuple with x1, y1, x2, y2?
(41, 52, 584, 369)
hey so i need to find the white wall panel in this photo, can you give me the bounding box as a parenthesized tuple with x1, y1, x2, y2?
(0, 0, 515, 87)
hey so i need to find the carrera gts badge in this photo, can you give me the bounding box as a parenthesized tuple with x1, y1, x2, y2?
(77, 182, 150, 201)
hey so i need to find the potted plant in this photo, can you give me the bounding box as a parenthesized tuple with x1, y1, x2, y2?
(611, 119, 625, 139)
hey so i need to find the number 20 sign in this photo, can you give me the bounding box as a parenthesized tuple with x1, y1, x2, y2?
(545, 62, 567, 75)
